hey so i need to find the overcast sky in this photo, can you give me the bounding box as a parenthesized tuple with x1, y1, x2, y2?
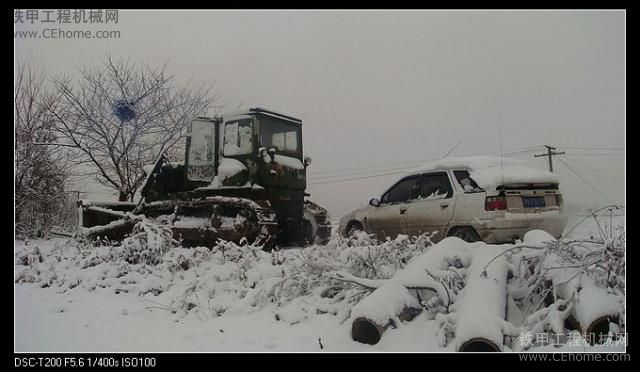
(15, 10, 625, 219)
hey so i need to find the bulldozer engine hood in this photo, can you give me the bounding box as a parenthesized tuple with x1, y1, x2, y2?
(217, 157, 249, 186)
(259, 154, 306, 190)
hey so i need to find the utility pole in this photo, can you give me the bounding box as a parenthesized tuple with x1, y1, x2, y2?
(534, 145, 565, 172)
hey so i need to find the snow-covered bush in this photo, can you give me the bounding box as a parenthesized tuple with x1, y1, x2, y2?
(120, 219, 179, 265)
(14, 229, 438, 329)
(14, 241, 60, 287)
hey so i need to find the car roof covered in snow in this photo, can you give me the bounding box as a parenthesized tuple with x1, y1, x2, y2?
(402, 156, 559, 191)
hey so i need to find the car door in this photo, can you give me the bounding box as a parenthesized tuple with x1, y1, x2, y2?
(405, 172, 457, 240)
(366, 176, 419, 240)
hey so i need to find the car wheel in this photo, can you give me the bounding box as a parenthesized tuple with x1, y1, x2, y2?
(448, 226, 481, 243)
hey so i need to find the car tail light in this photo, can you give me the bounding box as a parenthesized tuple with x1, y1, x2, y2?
(485, 196, 507, 211)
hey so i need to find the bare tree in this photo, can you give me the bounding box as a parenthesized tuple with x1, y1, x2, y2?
(50, 55, 220, 201)
(15, 61, 73, 238)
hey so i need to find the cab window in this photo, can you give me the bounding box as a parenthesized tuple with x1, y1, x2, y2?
(223, 119, 253, 156)
(187, 119, 215, 182)
(259, 115, 301, 155)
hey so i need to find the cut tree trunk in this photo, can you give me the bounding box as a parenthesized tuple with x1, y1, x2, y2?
(345, 237, 472, 345)
(572, 285, 623, 345)
(455, 246, 509, 352)
(341, 237, 472, 346)
(350, 282, 433, 345)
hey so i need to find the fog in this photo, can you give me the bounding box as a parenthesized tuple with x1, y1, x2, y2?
(15, 10, 625, 219)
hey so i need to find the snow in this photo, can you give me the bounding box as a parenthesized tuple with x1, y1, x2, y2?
(273, 155, 304, 170)
(416, 191, 448, 201)
(406, 156, 559, 191)
(523, 229, 556, 244)
(350, 282, 421, 325)
(78, 216, 140, 236)
(85, 206, 128, 218)
(14, 218, 624, 352)
(392, 237, 470, 292)
(78, 200, 137, 208)
(574, 286, 623, 328)
(15, 236, 445, 351)
(217, 157, 247, 183)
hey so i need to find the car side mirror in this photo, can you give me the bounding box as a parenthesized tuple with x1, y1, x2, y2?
(369, 198, 380, 207)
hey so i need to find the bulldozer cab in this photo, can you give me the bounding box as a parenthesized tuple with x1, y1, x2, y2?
(185, 108, 306, 190)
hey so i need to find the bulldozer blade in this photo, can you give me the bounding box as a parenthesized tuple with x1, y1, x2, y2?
(77, 200, 139, 242)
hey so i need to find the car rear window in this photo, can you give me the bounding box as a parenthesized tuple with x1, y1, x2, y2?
(453, 170, 484, 193)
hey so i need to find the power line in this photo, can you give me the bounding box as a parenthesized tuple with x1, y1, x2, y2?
(442, 140, 463, 158)
(308, 148, 546, 185)
(308, 158, 441, 179)
(561, 147, 624, 151)
(308, 169, 410, 185)
(308, 146, 542, 177)
(563, 153, 624, 157)
(555, 157, 612, 204)
(560, 157, 623, 185)
(308, 147, 544, 185)
(308, 157, 440, 176)
(307, 148, 539, 183)
(308, 164, 423, 181)
(559, 155, 624, 183)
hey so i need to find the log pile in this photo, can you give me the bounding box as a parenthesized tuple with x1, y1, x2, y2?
(338, 229, 624, 351)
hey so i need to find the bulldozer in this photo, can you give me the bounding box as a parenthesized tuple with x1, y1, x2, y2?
(76, 108, 331, 249)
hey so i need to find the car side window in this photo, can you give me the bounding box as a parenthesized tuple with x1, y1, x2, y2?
(416, 172, 453, 200)
(453, 170, 484, 193)
(381, 177, 419, 204)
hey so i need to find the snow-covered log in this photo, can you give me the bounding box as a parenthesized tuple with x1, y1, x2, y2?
(350, 282, 428, 344)
(455, 246, 510, 352)
(574, 285, 623, 343)
(345, 237, 470, 345)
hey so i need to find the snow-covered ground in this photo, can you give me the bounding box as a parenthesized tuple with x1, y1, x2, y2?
(13, 235, 445, 352)
(14, 213, 625, 352)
